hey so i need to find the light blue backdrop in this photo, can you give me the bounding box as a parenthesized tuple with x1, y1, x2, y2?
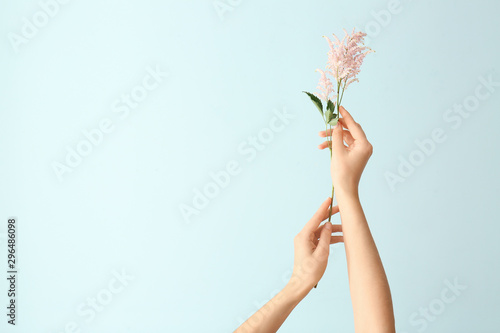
(1, 0, 499, 332)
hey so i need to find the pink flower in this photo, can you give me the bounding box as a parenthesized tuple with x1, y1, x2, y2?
(314, 68, 335, 102)
(305, 28, 373, 118)
(323, 28, 373, 90)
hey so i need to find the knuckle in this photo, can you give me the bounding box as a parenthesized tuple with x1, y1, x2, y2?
(367, 143, 373, 155)
(293, 234, 301, 243)
(360, 141, 373, 155)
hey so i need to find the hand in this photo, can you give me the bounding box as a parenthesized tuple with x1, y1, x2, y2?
(318, 106, 373, 197)
(235, 201, 343, 333)
(288, 198, 343, 296)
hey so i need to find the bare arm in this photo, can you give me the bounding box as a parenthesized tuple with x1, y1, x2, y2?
(234, 198, 343, 333)
(337, 192, 394, 333)
(233, 283, 305, 333)
(319, 106, 395, 332)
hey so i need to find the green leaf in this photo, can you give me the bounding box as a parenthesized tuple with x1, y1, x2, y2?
(325, 109, 332, 123)
(303, 91, 323, 116)
(327, 99, 335, 116)
(328, 118, 339, 126)
(324, 99, 337, 123)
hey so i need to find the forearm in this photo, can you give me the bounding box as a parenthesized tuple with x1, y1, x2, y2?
(234, 283, 307, 333)
(337, 190, 395, 333)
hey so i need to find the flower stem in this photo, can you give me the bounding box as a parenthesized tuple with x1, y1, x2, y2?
(328, 129, 334, 223)
(328, 80, 344, 223)
(339, 80, 347, 106)
(328, 179, 334, 223)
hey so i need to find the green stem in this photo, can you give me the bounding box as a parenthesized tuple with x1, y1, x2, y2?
(328, 123, 334, 222)
(328, 80, 343, 222)
(339, 79, 347, 106)
(328, 165, 334, 222)
(339, 86, 345, 106)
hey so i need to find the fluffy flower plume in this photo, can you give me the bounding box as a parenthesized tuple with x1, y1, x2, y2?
(314, 69, 335, 101)
(315, 28, 373, 101)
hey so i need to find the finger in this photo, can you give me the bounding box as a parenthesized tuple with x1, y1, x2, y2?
(331, 223, 342, 232)
(314, 206, 341, 239)
(320, 204, 339, 221)
(339, 106, 367, 140)
(303, 198, 332, 234)
(329, 205, 340, 216)
(314, 222, 332, 258)
(320, 119, 356, 147)
(320, 128, 353, 147)
(338, 117, 347, 129)
(310, 204, 339, 239)
(331, 123, 345, 154)
(343, 130, 354, 146)
(319, 129, 335, 137)
(338, 105, 356, 127)
(319, 119, 348, 138)
(330, 236, 344, 244)
(314, 222, 342, 239)
(319, 129, 339, 137)
(318, 140, 331, 150)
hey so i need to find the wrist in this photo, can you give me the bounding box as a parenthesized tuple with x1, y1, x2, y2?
(335, 187, 359, 202)
(335, 189, 362, 213)
(284, 277, 312, 303)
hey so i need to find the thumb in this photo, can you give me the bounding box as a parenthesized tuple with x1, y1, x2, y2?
(314, 222, 332, 258)
(331, 122, 344, 155)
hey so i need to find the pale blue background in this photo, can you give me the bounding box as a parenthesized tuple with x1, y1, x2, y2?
(1, 0, 499, 332)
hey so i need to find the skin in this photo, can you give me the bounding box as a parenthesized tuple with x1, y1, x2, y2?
(234, 106, 395, 333)
(234, 200, 343, 333)
(320, 106, 395, 332)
